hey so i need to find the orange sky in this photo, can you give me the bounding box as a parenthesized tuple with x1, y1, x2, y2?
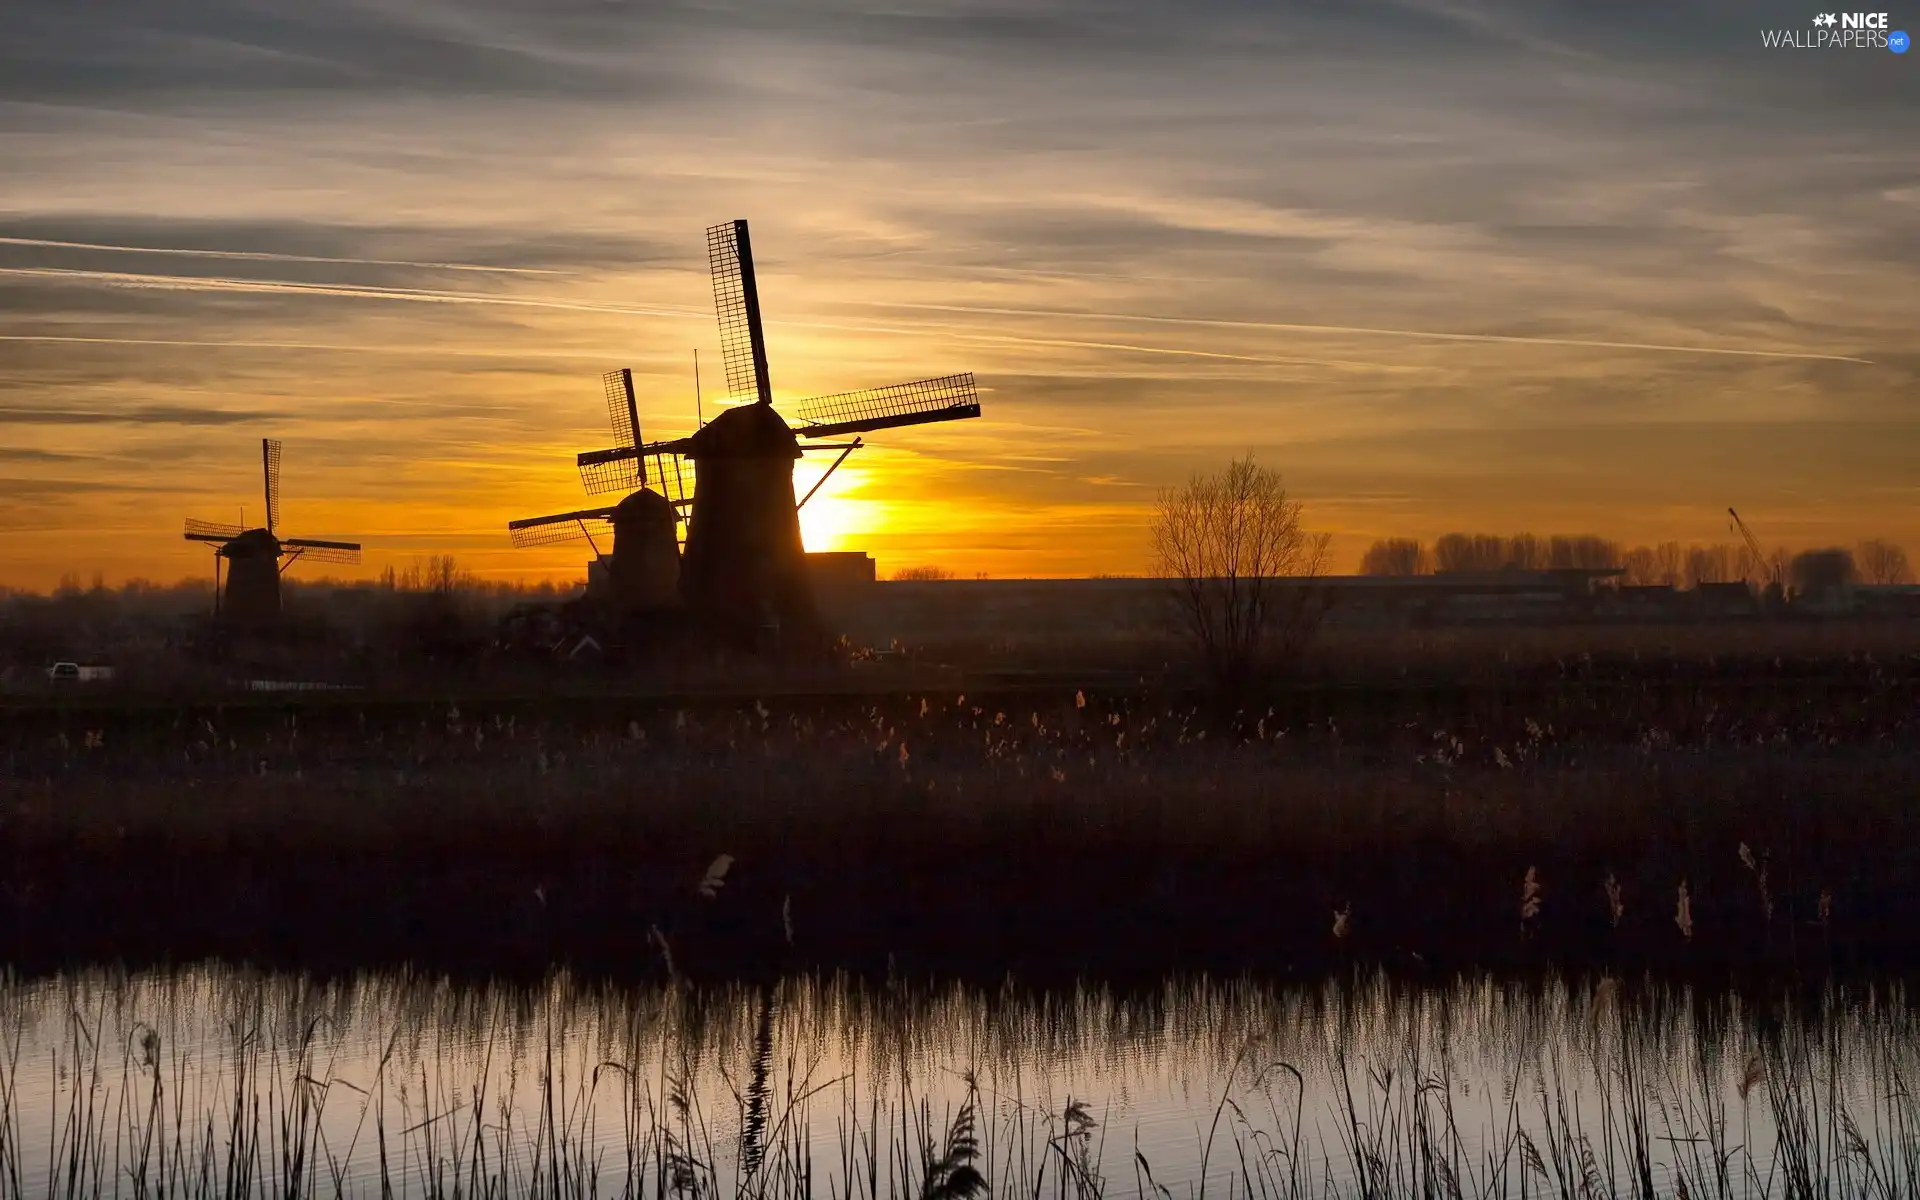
(3, 1, 1916, 590)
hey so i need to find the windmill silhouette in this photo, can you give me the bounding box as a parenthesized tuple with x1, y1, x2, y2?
(567, 219, 982, 644)
(183, 438, 362, 626)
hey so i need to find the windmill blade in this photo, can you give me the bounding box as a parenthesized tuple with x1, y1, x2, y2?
(282, 536, 362, 565)
(577, 437, 697, 500)
(262, 438, 282, 534)
(508, 507, 615, 549)
(794, 373, 980, 439)
(603, 367, 641, 449)
(185, 518, 245, 543)
(580, 447, 642, 494)
(707, 219, 773, 405)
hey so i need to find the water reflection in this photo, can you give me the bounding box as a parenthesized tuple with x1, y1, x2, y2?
(2, 968, 1912, 1197)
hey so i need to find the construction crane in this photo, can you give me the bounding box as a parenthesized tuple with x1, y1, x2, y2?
(1728, 508, 1780, 588)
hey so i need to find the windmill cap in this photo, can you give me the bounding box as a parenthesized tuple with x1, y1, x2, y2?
(610, 488, 675, 521)
(220, 528, 282, 558)
(686, 402, 800, 460)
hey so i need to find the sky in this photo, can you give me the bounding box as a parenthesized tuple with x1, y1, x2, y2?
(2, 0, 1916, 587)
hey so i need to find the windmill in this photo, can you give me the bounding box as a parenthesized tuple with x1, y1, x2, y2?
(571, 219, 982, 643)
(506, 367, 683, 614)
(183, 438, 363, 626)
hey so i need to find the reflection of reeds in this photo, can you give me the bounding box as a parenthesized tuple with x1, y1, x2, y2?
(3, 968, 1916, 1198)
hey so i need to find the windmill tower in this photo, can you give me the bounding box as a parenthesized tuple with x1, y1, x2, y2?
(182, 438, 363, 627)
(573, 219, 982, 645)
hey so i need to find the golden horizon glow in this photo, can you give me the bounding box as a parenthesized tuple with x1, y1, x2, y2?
(2, 3, 1916, 591)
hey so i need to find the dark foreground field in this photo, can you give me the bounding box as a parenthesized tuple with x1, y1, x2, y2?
(3, 633, 1918, 984)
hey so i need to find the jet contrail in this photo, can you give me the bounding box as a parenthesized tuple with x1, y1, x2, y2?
(2, 268, 1425, 373)
(0, 236, 570, 275)
(864, 302, 1876, 365)
(765, 316, 1425, 373)
(0, 266, 707, 320)
(0, 334, 644, 361)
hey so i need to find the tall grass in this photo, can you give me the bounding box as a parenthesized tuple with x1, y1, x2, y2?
(4, 674, 1917, 978)
(2, 967, 1916, 1198)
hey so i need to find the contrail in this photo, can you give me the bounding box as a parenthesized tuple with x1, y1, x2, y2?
(864, 302, 1876, 365)
(1, 268, 1423, 373)
(767, 316, 1424, 373)
(0, 334, 640, 361)
(0, 236, 571, 275)
(0, 266, 707, 320)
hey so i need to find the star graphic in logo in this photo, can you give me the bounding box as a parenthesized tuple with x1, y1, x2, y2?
(1813, 12, 1838, 26)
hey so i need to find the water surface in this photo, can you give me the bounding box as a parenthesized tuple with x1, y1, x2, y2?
(3, 967, 1913, 1198)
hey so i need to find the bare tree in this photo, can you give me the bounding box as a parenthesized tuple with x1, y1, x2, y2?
(1685, 544, 1737, 589)
(395, 554, 478, 595)
(890, 565, 957, 581)
(1548, 535, 1622, 571)
(1505, 533, 1547, 571)
(1360, 538, 1429, 576)
(1433, 533, 1505, 573)
(1152, 457, 1331, 688)
(1856, 539, 1913, 585)
(1652, 542, 1684, 586)
(1620, 546, 1661, 586)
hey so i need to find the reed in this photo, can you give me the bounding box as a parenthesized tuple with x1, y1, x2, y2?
(2, 968, 1917, 1199)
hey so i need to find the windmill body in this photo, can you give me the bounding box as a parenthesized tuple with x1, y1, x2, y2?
(565, 218, 985, 648)
(183, 439, 363, 631)
(607, 487, 681, 609)
(221, 528, 287, 626)
(679, 400, 814, 641)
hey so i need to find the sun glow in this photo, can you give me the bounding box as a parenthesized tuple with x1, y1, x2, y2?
(796, 462, 871, 553)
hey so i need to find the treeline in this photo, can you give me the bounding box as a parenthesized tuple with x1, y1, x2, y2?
(1360, 534, 1914, 589)
(0, 558, 585, 668)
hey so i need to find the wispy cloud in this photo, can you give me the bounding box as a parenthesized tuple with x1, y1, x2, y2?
(0, 0, 1914, 585)
(0, 235, 571, 274)
(0, 404, 274, 426)
(864, 302, 1878, 365)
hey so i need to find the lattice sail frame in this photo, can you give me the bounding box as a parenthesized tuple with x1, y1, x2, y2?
(707, 220, 772, 405)
(262, 438, 283, 534)
(580, 447, 697, 505)
(603, 369, 638, 449)
(794, 373, 980, 437)
(508, 510, 616, 549)
(281, 539, 362, 565)
(185, 518, 246, 542)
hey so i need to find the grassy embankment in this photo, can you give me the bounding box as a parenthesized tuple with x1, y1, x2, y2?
(3, 630, 1916, 981)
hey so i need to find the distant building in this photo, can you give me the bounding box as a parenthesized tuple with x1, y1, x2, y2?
(1694, 581, 1757, 617)
(806, 551, 878, 590)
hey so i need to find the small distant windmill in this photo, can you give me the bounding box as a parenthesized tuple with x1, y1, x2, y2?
(506, 367, 683, 613)
(571, 219, 982, 642)
(183, 438, 362, 626)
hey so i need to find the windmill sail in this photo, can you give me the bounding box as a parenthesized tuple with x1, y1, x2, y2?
(579, 441, 697, 505)
(281, 537, 362, 564)
(509, 507, 615, 549)
(185, 518, 247, 543)
(585, 368, 645, 492)
(794, 373, 980, 439)
(262, 438, 282, 534)
(707, 219, 772, 406)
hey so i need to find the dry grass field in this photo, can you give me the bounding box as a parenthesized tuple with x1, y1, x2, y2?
(4, 624, 1916, 983)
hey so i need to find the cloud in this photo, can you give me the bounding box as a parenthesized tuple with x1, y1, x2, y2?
(0, 447, 86, 462)
(0, 0, 1915, 585)
(863, 302, 1875, 364)
(0, 404, 274, 426)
